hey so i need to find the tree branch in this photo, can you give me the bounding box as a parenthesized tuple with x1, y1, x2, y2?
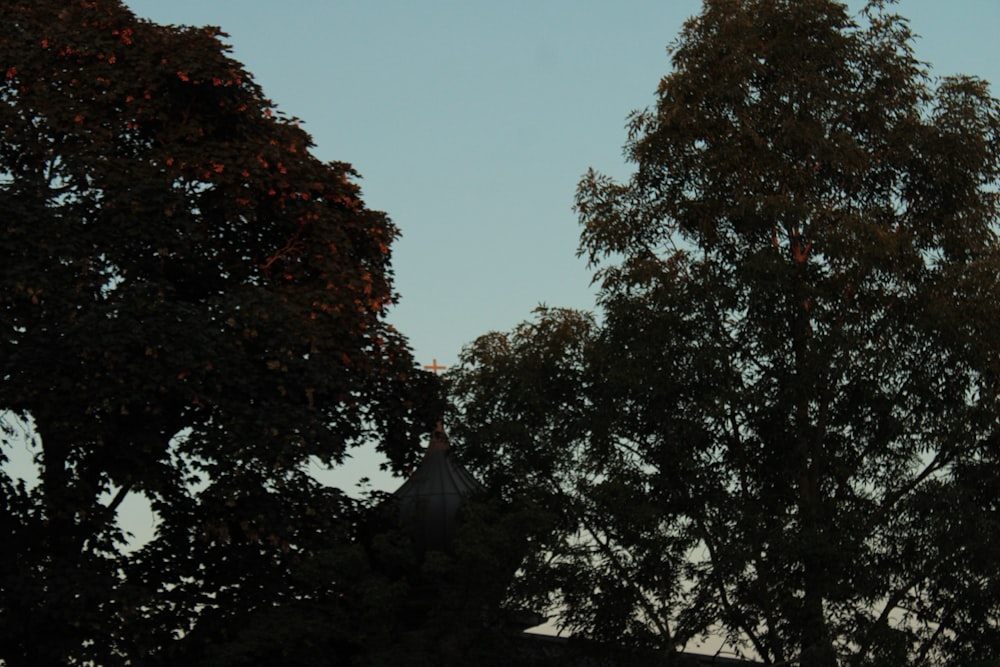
(105, 481, 133, 516)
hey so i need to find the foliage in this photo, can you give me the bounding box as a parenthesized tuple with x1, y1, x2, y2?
(449, 1, 1000, 665)
(0, 1, 439, 664)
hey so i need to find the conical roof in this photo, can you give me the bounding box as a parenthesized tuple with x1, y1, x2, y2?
(391, 423, 485, 551)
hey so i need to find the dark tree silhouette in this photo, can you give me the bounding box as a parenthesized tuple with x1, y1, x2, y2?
(0, 2, 438, 664)
(449, 1, 1000, 665)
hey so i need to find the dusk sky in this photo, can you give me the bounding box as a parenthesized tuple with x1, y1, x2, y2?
(6, 2, 995, 512)
(122, 0, 1000, 374)
(117, 0, 1000, 494)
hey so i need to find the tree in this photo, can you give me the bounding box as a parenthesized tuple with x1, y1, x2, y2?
(0, 2, 439, 665)
(449, 1, 1000, 665)
(450, 307, 703, 657)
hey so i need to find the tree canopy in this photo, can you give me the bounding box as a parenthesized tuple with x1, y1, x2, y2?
(0, 1, 438, 665)
(449, 1, 1000, 665)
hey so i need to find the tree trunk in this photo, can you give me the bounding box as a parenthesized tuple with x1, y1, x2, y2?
(792, 256, 837, 667)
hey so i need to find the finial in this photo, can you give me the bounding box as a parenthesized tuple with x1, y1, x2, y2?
(428, 420, 449, 452)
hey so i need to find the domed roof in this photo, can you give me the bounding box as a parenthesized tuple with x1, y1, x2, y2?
(391, 423, 485, 551)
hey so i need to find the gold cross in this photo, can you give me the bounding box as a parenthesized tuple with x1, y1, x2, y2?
(424, 358, 446, 374)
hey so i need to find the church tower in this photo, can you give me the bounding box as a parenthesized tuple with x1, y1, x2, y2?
(390, 421, 485, 552)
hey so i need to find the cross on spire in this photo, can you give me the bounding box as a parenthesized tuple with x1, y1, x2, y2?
(424, 358, 446, 374)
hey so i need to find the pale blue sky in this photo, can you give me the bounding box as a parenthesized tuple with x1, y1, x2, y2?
(5, 2, 997, 508)
(123, 0, 1000, 376)
(116, 0, 1000, 493)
